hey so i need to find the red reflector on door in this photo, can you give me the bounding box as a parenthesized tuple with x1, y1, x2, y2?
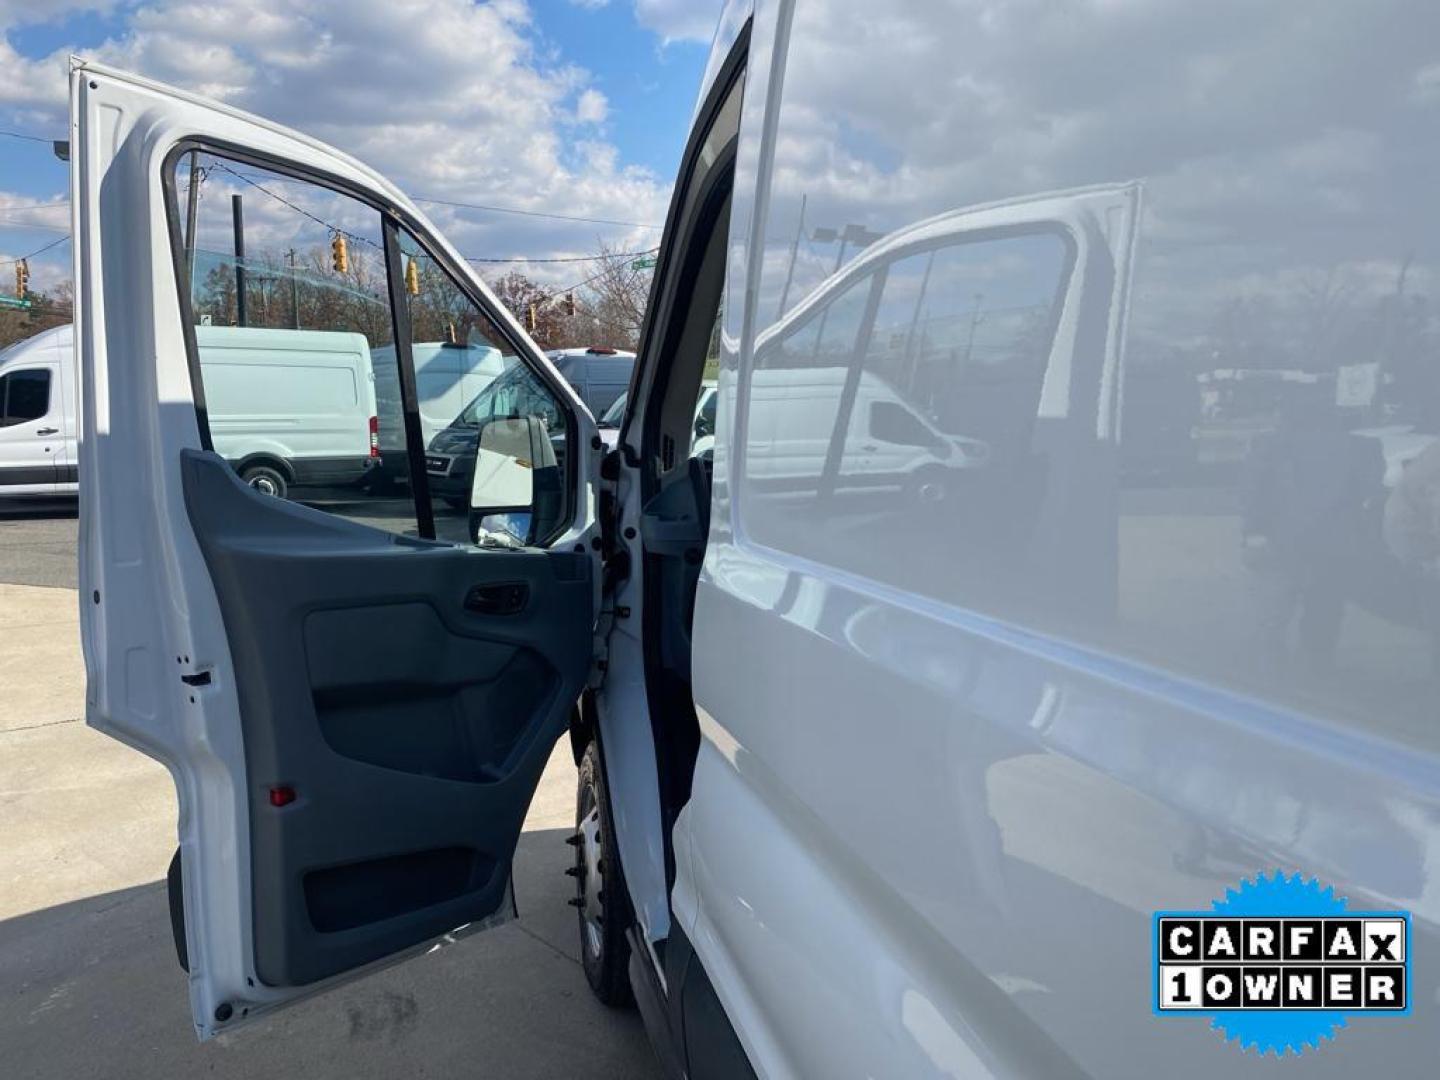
(268, 786, 296, 807)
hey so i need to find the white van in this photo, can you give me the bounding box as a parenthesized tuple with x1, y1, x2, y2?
(0, 324, 74, 496)
(196, 325, 380, 498)
(0, 323, 378, 499)
(742, 366, 989, 501)
(71, 5, 1440, 1077)
(370, 340, 508, 479)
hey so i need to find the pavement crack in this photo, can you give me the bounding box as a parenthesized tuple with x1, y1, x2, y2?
(512, 921, 581, 966)
(1, 716, 82, 734)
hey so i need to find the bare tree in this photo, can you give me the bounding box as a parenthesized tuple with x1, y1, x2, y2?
(486, 271, 574, 349)
(583, 240, 655, 350)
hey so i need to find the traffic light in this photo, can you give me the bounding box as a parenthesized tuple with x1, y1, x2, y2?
(15, 258, 28, 297)
(527, 304, 537, 333)
(404, 256, 420, 295)
(330, 234, 349, 274)
(564, 291, 576, 317)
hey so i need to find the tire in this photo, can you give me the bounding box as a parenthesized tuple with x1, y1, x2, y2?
(907, 464, 949, 506)
(573, 739, 634, 1006)
(240, 463, 288, 499)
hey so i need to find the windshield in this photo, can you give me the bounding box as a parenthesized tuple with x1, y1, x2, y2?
(598, 390, 627, 428)
(457, 360, 561, 432)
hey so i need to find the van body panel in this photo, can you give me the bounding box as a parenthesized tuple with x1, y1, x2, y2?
(676, 0, 1440, 1076)
(68, 1, 1440, 1075)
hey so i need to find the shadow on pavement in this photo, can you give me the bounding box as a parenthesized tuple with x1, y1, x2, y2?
(0, 827, 659, 1080)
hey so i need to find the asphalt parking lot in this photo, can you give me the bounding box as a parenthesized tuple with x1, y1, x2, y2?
(0, 496, 661, 1079)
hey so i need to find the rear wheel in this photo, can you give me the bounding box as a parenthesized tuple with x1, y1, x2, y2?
(239, 462, 288, 499)
(572, 739, 633, 1006)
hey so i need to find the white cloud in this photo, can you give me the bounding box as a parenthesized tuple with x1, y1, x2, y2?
(0, 0, 673, 286)
(0, 190, 69, 233)
(632, 0, 720, 44)
(576, 87, 609, 124)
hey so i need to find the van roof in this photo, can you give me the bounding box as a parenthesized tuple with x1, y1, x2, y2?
(545, 347, 637, 360)
(0, 323, 71, 372)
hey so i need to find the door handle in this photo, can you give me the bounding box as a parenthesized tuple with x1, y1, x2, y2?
(36, 427, 59, 436)
(464, 581, 529, 616)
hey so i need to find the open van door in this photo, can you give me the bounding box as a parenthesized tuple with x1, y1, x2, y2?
(71, 59, 601, 1038)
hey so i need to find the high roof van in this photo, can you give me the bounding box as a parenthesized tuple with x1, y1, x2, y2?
(0, 323, 378, 499)
(71, 3, 1440, 1075)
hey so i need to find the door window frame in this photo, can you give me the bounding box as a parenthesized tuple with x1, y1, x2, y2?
(158, 138, 580, 545)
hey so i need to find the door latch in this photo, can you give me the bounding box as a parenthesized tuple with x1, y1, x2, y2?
(464, 581, 529, 616)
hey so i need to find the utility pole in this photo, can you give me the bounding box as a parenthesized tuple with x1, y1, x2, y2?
(183, 153, 204, 286)
(232, 194, 247, 327)
(287, 248, 300, 329)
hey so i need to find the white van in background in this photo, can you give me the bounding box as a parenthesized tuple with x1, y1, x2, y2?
(370, 340, 508, 483)
(0, 324, 74, 496)
(741, 367, 989, 500)
(543, 346, 635, 417)
(0, 323, 378, 500)
(195, 325, 380, 498)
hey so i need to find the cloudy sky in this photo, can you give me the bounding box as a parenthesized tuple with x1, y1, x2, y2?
(0, 0, 723, 293)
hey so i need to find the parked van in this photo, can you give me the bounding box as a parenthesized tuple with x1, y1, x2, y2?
(0, 323, 378, 500)
(543, 346, 635, 416)
(195, 325, 380, 498)
(73, 4, 1440, 1077)
(0, 324, 74, 496)
(741, 367, 989, 501)
(369, 340, 508, 482)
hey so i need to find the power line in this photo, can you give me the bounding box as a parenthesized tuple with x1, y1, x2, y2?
(545, 250, 659, 298)
(217, 163, 656, 266)
(213, 162, 385, 253)
(0, 130, 52, 145)
(464, 247, 658, 265)
(0, 235, 69, 266)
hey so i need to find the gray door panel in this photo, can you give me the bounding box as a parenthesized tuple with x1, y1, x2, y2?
(180, 450, 593, 987)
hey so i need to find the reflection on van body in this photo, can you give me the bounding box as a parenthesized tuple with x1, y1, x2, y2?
(687, 2, 1440, 1075)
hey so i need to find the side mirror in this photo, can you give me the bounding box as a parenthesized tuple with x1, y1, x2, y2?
(469, 416, 562, 546)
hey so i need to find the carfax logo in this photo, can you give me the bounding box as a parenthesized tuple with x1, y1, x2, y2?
(1153, 871, 1410, 1056)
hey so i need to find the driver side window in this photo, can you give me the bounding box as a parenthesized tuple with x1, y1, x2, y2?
(168, 151, 573, 549)
(395, 229, 571, 548)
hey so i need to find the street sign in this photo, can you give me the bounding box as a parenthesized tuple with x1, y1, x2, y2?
(631, 255, 657, 270)
(0, 296, 32, 310)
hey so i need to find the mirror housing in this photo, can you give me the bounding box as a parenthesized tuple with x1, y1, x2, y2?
(468, 416, 562, 546)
